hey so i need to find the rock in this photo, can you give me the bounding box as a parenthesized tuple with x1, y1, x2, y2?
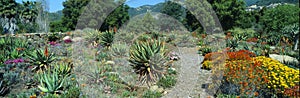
(163, 91, 168, 95)
(72, 37, 83, 42)
(63, 36, 71, 41)
(157, 87, 164, 93)
(270, 46, 276, 50)
(150, 85, 159, 91)
(269, 54, 299, 64)
(105, 61, 115, 65)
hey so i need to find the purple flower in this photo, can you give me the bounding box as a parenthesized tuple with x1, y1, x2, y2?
(49, 41, 60, 46)
(4, 58, 25, 64)
(4, 60, 13, 64)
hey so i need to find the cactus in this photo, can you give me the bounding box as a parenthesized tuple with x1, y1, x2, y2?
(129, 39, 168, 86)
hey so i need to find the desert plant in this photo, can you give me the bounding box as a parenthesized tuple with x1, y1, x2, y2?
(27, 46, 56, 72)
(53, 62, 73, 77)
(111, 42, 128, 57)
(129, 39, 168, 86)
(157, 75, 176, 88)
(100, 31, 115, 48)
(0, 80, 9, 96)
(142, 90, 162, 98)
(37, 69, 66, 94)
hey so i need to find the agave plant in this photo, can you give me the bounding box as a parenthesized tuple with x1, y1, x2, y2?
(37, 69, 66, 94)
(27, 46, 56, 72)
(0, 80, 9, 96)
(99, 31, 115, 48)
(129, 39, 169, 86)
(53, 62, 73, 77)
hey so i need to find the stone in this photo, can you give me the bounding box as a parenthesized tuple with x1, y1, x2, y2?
(150, 85, 159, 91)
(63, 36, 71, 41)
(72, 37, 83, 42)
(105, 61, 115, 65)
(157, 87, 164, 93)
(269, 54, 299, 64)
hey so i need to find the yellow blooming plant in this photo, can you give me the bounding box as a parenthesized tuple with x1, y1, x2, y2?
(254, 56, 300, 92)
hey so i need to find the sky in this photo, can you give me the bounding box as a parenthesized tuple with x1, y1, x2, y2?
(15, 0, 165, 12)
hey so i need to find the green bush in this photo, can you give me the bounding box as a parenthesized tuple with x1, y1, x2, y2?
(142, 90, 162, 98)
(157, 76, 176, 88)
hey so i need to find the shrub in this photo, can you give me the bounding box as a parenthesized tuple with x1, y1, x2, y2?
(142, 90, 162, 98)
(157, 76, 176, 88)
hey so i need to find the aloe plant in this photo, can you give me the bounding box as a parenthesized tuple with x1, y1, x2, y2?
(26, 46, 56, 72)
(129, 39, 168, 86)
(37, 69, 66, 94)
(0, 80, 8, 96)
(100, 31, 115, 48)
(53, 62, 73, 77)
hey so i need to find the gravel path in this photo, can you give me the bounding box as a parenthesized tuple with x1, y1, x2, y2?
(163, 47, 213, 98)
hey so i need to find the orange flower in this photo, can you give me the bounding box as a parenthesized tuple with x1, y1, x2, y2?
(30, 95, 37, 98)
(44, 46, 49, 57)
(254, 92, 259, 96)
(113, 27, 117, 33)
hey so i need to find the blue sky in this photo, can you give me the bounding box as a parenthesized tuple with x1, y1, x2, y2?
(16, 0, 165, 12)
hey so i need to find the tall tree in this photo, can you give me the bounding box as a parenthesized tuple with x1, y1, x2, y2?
(76, 0, 117, 30)
(36, 0, 49, 32)
(99, 4, 130, 31)
(161, 0, 184, 21)
(61, 0, 90, 31)
(0, 0, 19, 34)
(208, 0, 249, 30)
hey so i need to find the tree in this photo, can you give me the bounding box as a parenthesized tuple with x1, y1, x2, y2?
(0, 0, 19, 34)
(76, 0, 117, 30)
(208, 0, 249, 30)
(161, 0, 184, 21)
(184, 0, 219, 34)
(61, 0, 90, 31)
(36, 0, 49, 32)
(99, 4, 130, 31)
(260, 5, 299, 33)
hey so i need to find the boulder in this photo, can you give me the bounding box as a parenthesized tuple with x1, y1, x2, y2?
(269, 54, 299, 64)
(72, 37, 84, 42)
(63, 36, 71, 41)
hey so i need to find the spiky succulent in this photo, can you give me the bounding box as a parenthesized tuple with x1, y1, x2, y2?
(129, 39, 169, 86)
(37, 69, 66, 94)
(0, 80, 8, 96)
(53, 62, 73, 77)
(100, 31, 115, 48)
(27, 46, 56, 72)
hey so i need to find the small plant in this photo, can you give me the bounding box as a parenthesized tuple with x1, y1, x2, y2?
(100, 31, 115, 48)
(157, 76, 176, 88)
(37, 69, 66, 94)
(27, 46, 56, 72)
(53, 62, 73, 77)
(142, 90, 162, 98)
(111, 42, 128, 57)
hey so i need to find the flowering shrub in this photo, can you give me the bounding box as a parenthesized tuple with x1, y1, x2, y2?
(283, 85, 300, 97)
(202, 49, 299, 97)
(254, 56, 299, 92)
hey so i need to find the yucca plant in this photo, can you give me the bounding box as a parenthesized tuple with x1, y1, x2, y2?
(27, 46, 56, 72)
(100, 31, 115, 48)
(53, 62, 73, 77)
(129, 39, 169, 86)
(37, 69, 66, 94)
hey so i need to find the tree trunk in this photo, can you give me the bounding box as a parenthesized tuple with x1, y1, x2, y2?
(294, 35, 299, 50)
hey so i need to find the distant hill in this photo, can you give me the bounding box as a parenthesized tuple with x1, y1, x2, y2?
(128, 3, 164, 17)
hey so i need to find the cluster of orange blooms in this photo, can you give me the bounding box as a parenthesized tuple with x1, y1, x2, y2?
(202, 49, 300, 97)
